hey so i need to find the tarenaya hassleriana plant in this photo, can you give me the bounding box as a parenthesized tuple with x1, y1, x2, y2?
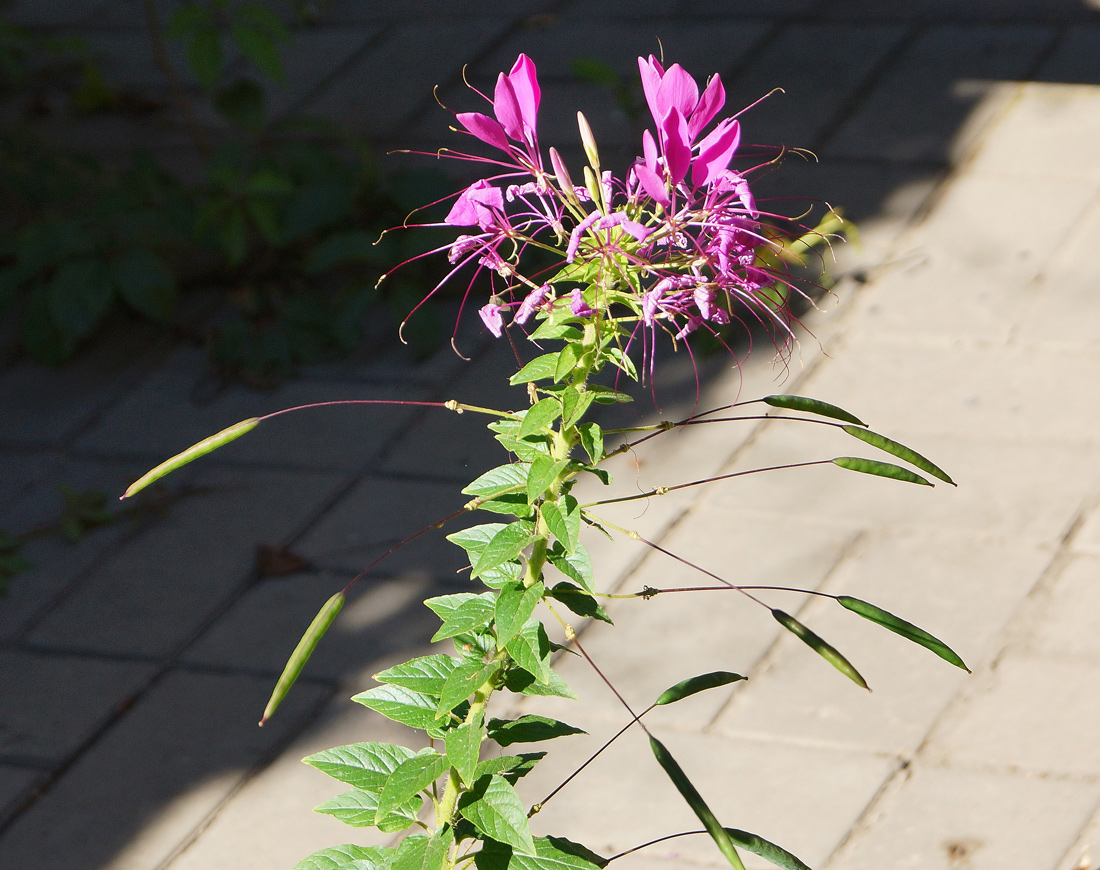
(123, 53, 965, 870)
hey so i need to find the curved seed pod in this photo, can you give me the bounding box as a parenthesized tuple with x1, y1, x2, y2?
(122, 418, 260, 499)
(772, 609, 870, 691)
(762, 395, 865, 426)
(655, 672, 746, 706)
(837, 596, 969, 672)
(841, 426, 954, 486)
(649, 736, 746, 870)
(832, 457, 933, 487)
(260, 591, 345, 725)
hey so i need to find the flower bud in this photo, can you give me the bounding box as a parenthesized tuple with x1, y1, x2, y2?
(577, 111, 601, 173)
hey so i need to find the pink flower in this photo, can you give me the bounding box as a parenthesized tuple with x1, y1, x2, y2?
(456, 54, 541, 155)
(569, 289, 595, 317)
(515, 284, 550, 324)
(445, 180, 505, 230)
(479, 302, 505, 337)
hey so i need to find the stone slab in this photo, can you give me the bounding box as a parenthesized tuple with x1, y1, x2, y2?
(182, 571, 446, 684)
(831, 763, 1100, 870)
(825, 25, 1056, 164)
(0, 668, 328, 870)
(76, 345, 427, 471)
(712, 529, 1048, 754)
(1018, 554, 1100, 659)
(27, 465, 344, 657)
(924, 653, 1100, 777)
(0, 650, 154, 765)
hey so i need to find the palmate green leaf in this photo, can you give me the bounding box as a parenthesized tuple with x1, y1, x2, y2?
(511, 353, 562, 385)
(446, 711, 485, 787)
(112, 249, 175, 323)
(496, 580, 545, 649)
(519, 399, 562, 439)
(458, 774, 537, 855)
(475, 836, 608, 870)
(655, 672, 746, 706)
(772, 610, 869, 690)
(547, 581, 612, 624)
(437, 659, 502, 716)
(763, 394, 866, 426)
(260, 591, 344, 725)
(314, 787, 421, 832)
(374, 655, 457, 696)
(649, 737, 746, 870)
(471, 522, 539, 579)
(123, 418, 260, 498)
(393, 827, 454, 870)
(425, 593, 496, 642)
(832, 457, 933, 487)
(837, 596, 970, 672)
(473, 751, 546, 784)
(352, 685, 441, 732)
(376, 749, 448, 819)
(291, 843, 396, 870)
(48, 257, 114, 341)
(303, 741, 417, 792)
(488, 715, 586, 747)
(505, 618, 553, 684)
(723, 829, 812, 870)
(841, 426, 954, 485)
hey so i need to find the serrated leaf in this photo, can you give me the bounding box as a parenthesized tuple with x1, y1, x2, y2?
(475, 836, 608, 870)
(763, 394, 866, 426)
(547, 582, 612, 624)
(488, 715, 585, 747)
(495, 580, 544, 650)
(352, 685, 441, 731)
(656, 672, 746, 706)
(561, 387, 595, 428)
(374, 655, 457, 696)
(519, 399, 561, 439)
(112, 249, 175, 322)
(578, 422, 604, 464)
(526, 457, 569, 504)
(48, 257, 114, 341)
(446, 525, 507, 561)
(123, 418, 259, 498)
(303, 741, 417, 792)
(723, 829, 812, 870)
(376, 750, 447, 819)
(837, 596, 969, 672)
(472, 523, 540, 579)
(473, 752, 546, 784)
(314, 787, 421, 832)
(503, 664, 577, 699)
(463, 464, 531, 500)
(437, 659, 501, 715)
(446, 711, 484, 787)
(425, 593, 496, 642)
(260, 591, 343, 725)
(649, 737, 746, 870)
(832, 457, 933, 487)
(291, 843, 396, 870)
(841, 426, 954, 485)
(772, 609, 869, 690)
(548, 542, 594, 593)
(554, 343, 580, 382)
(458, 774, 537, 855)
(505, 619, 553, 684)
(393, 827, 454, 870)
(541, 495, 579, 554)
(510, 353, 561, 385)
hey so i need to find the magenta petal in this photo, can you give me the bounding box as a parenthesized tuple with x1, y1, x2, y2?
(569, 288, 595, 317)
(691, 118, 741, 188)
(457, 112, 511, 152)
(638, 55, 665, 126)
(660, 108, 692, 185)
(508, 54, 540, 136)
(479, 303, 504, 337)
(493, 73, 524, 142)
(655, 64, 699, 125)
(642, 129, 659, 173)
(688, 74, 726, 140)
(635, 163, 670, 209)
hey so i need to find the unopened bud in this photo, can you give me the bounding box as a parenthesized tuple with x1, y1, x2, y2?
(577, 111, 600, 173)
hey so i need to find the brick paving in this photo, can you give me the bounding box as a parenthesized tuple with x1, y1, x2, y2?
(2, 2, 1100, 869)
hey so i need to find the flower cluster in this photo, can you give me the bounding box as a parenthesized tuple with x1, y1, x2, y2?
(391, 53, 812, 362)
